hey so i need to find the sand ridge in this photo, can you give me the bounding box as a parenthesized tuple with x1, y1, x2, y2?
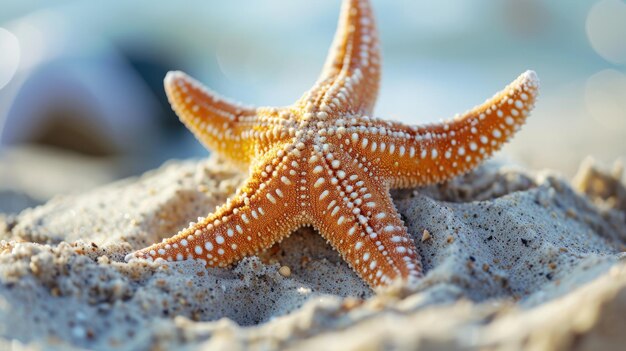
(0, 156, 624, 350)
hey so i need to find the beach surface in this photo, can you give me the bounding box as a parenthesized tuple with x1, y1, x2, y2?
(0, 156, 625, 350)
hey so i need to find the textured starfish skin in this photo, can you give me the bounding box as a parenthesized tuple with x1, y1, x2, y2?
(129, 0, 539, 288)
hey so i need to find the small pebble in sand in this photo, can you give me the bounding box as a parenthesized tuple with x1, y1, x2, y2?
(279, 266, 291, 277)
(421, 229, 431, 242)
(566, 208, 577, 219)
(341, 297, 362, 311)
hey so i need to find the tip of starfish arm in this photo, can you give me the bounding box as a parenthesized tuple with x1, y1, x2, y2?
(164, 70, 188, 87)
(125, 250, 149, 263)
(520, 70, 540, 89)
(373, 274, 422, 296)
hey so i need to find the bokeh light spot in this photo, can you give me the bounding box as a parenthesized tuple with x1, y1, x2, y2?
(585, 69, 626, 130)
(586, 0, 626, 64)
(0, 27, 20, 89)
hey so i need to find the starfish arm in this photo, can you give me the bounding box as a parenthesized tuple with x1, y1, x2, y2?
(333, 70, 539, 188)
(299, 0, 380, 115)
(165, 71, 291, 167)
(306, 148, 421, 287)
(131, 145, 305, 266)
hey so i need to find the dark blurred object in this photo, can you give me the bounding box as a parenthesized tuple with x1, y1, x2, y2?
(0, 9, 198, 206)
(0, 190, 40, 214)
(1, 57, 161, 157)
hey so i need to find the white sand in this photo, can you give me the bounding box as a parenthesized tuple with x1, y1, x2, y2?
(0, 156, 624, 350)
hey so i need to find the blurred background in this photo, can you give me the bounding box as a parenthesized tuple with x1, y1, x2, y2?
(1, 0, 625, 213)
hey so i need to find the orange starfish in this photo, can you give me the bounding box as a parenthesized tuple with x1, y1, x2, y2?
(129, 0, 539, 288)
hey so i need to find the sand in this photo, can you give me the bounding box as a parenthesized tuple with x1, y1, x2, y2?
(0, 156, 625, 350)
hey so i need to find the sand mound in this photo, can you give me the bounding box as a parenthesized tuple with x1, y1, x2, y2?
(0, 157, 624, 350)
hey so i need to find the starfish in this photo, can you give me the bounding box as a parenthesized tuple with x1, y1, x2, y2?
(129, 0, 539, 288)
